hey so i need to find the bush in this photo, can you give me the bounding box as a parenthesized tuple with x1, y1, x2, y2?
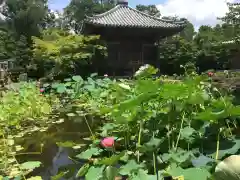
(31, 28, 107, 79)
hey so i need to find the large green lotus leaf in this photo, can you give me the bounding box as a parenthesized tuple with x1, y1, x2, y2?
(130, 169, 163, 180)
(140, 138, 163, 152)
(72, 75, 83, 83)
(214, 155, 240, 180)
(76, 147, 102, 160)
(85, 166, 105, 180)
(228, 105, 240, 116)
(76, 163, 90, 177)
(167, 166, 211, 180)
(180, 127, 196, 143)
(119, 160, 144, 176)
(20, 161, 41, 170)
(103, 166, 119, 180)
(161, 149, 195, 165)
(56, 84, 67, 93)
(195, 108, 227, 122)
(95, 152, 125, 166)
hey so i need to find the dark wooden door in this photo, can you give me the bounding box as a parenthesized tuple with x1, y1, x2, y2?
(142, 44, 157, 66)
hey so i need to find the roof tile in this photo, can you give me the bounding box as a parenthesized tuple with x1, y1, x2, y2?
(84, 5, 186, 29)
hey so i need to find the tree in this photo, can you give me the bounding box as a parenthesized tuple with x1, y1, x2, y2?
(64, 0, 115, 33)
(0, 30, 16, 59)
(136, 5, 160, 17)
(194, 25, 221, 49)
(159, 36, 197, 75)
(31, 28, 107, 78)
(2, 0, 49, 40)
(219, 3, 240, 38)
(180, 20, 195, 41)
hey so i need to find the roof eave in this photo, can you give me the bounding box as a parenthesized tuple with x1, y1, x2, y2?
(84, 21, 185, 29)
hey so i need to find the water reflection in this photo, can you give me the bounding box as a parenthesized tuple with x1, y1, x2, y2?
(21, 115, 100, 180)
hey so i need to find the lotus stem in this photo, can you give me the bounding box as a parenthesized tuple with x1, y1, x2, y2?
(175, 113, 185, 151)
(215, 130, 220, 160)
(153, 151, 157, 175)
(83, 115, 95, 139)
(137, 121, 143, 163)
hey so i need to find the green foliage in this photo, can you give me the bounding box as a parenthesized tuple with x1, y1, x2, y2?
(32, 29, 107, 78)
(64, 0, 115, 33)
(20, 161, 42, 170)
(136, 5, 160, 17)
(42, 66, 239, 179)
(2, 0, 48, 39)
(0, 82, 59, 178)
(0, 30, 16, 59)
(0, 83, 54, 129)
(159, 36, 197, 75)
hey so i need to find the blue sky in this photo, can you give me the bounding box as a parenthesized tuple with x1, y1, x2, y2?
(48, 0, 166, 11)
(48, 0, 237, 29)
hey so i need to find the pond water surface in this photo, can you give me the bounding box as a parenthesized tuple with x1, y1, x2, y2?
(19, 115, 99, 180)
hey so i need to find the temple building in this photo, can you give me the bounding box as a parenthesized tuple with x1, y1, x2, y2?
(81, 0, 186, 76)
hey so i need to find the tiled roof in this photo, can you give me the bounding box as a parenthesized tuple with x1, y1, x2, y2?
(83, 4, 186, 29)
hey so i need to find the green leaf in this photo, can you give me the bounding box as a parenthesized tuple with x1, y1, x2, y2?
(20, 161, 41, 170)
(130, 169, 149, 180)
(85, 166, 105, 180)
(51, 171, 69, 180)
(56, 84, 66, 93)
(180, 127, 196, 142)
(7, 139, 14, 146)
(76, 148, 101, 160)
(76, 164, 90, 177)
(167, 166, 211, 180)
(72, 76, 83, 83)
(64, 78, 72, 82)
(119, 160, 144, 176)
(214, 155, 240, 180)
(140, 138, 163, 152)
(56, 141, 76, 148)
(26, 176, 42, 180)
(104, 166, 119, 180)
(162, 149, 195, 165)
(96, 152, 125, 166)
(66, 113, 76, 117)
(52, 83, 60, 89)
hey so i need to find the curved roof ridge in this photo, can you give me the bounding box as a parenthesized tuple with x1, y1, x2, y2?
(86, 4, 186, 25)
(83, 4, 187, 29)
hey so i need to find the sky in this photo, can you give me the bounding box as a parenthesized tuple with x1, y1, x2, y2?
(48, 0, 240, 30)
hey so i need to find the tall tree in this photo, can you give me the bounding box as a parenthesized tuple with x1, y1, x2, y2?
(0, 0, 50, 69)
(180, 20, 195, 41)
(64, 0, 115, 33)
(219, 3, 240, 38)
(136, 5, 160, 17)
(2, 0, 49, 40)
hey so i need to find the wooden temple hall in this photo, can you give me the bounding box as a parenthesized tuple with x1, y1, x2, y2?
(81, 0, 187, 76)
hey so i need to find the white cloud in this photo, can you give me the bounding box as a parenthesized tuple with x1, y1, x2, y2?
(157, 0, 235, 30)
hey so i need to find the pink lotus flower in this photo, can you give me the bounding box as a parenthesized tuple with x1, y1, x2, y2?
(40, 88, 45, 93)
(104, 74, 108, 77)
(208, 72, 214, 77)
(101, 137, 114, 148)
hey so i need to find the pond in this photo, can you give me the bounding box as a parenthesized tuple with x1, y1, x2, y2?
(17, 115, 99, 180)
